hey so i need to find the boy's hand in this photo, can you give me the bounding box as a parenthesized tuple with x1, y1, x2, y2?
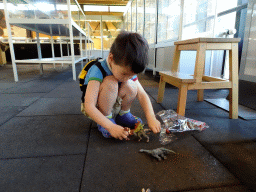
(108, 124, 129, 140)
(148, 117, 161, 133)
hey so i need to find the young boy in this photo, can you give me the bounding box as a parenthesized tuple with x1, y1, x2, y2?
(82, 31, 161, 140)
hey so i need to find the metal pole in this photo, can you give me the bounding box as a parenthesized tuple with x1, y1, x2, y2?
(153, 0, 158, 75)
(100, 15, 103, 58)
(80, 32, 83, 69)
(85, 23, 88, 62)
(3, 0, 18, 81)
(210, 0, 219, 76)
(67, 0, 76, 80)
(178, 0, 184, 41)
(36, 32, 43, 74)
(50, 25, 55, 68)
(88, 23, 91, 61)
(58, 25, 64, 67)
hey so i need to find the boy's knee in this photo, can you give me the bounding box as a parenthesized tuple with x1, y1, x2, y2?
(100, 75, 119, 91)
(119, 80, 137, 98)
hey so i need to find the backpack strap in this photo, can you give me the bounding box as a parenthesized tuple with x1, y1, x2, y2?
(95, 62, 106, 79)
(81, 59, 106, 103)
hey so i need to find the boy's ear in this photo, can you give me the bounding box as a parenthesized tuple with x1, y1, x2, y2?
(108, 52, 114, 62)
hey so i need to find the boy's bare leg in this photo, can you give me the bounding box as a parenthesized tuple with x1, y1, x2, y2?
(97, 75, 118, 116)
(118, 80, 138, 111)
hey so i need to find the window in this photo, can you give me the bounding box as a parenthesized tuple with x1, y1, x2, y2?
(137, 0, 144, 35)
(127, 6, 131, 31)
(145, 0, 156, 44)
(182, 0, 216, 39)
(157, 0, 180, 43)
(132, 0, 137, 32)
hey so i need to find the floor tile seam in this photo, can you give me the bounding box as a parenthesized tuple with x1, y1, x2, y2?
(168, 184, 249, 192)
(41, 96, 81, 99)
(79, 120, 93, 192)
(1, 91, 59, 94)
(0, 92, 49, 95)
(15, 114, 85, 118)
(202, 139, 256, 146)
(13, 95, 52, 117)
(0, 113, 20, 127)
(192, 135, 247, 188)
(0, 153, 86, 161)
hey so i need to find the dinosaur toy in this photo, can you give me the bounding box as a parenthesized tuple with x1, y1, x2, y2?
(125, 121, 150, 142)
(139, 147, 176, 161)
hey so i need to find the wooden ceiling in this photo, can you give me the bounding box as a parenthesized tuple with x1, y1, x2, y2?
(77, 0, 129, 6)
(76, 0, 128, 38)
(77, 0, 129, 16)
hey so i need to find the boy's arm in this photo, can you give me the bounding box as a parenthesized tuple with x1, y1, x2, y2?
(136, 80, 161, 133)
(84, 80, 129, 140)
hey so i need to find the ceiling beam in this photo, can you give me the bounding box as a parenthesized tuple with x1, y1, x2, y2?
(105, 22, 117, 30)
(78, 0, 128, 5)
(84, 11, 124, 16)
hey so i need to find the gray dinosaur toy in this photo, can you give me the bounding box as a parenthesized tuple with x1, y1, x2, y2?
(139, 147, 176, 161)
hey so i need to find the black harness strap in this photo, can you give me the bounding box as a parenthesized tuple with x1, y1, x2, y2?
(81, 61, 107, 103)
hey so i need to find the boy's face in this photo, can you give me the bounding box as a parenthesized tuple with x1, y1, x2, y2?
(109, 54, 136, 82)
(112, 63, 135, 82)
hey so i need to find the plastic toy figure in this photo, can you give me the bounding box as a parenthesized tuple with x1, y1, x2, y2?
(139, 147, 176, 161)
(125, 121, 149, 142)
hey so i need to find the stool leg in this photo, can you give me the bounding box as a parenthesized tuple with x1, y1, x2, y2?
(229, 43, 239, 119)
(177, 83, 188, 116)
(157, 76, 166, 103)
(197, 89, 204, 101)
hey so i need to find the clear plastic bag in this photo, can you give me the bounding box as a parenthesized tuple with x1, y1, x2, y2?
(156, 110, 209, 145)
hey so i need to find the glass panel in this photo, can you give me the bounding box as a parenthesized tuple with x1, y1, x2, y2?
(6, 0, 69, 20)
(216, 12, 237, 79)
(127, 6, 131, 31)
(216, 0, 237, 14)
(145, 0, 156, 44)
(137, 0, 144, 35)
(182, 0, 216, 39)
(132, 0, 136, 32)
(123, 12, 127, 30)
(157, 0, 180, 43)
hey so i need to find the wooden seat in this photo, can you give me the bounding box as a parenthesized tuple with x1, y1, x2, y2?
(157, 37, 241, 119)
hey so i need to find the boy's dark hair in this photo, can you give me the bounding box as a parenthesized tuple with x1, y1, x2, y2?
(110, 31, 149, 74)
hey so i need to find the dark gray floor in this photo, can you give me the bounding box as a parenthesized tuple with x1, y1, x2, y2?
(0, 64, 255, 192)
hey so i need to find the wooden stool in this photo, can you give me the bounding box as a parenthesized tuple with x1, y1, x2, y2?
(157, 37, 240, 119)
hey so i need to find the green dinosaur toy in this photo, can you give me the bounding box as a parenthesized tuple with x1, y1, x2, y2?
(126, 121, 149, 142)
(139, 147, 176, 161)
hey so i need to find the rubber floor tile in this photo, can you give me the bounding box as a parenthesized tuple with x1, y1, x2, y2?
(17, 97, 81, 116)
(184, 109, 256, 144)
(2, 80, 63, 94)
(0, 115, 91, 159)
(0, 155, 84, 192)
(0, 93, 44, 107)
(144, 87, 216, 110)
(202, 142, 256, 192)
(0, 106, 25, 125)
(44, 81, 81, 98)
(0, 82, 17, 91)
(186, 185, 251, 192)
(80, 129, 239, 192)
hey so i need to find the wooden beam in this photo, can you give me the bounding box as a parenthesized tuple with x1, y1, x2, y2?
(105, 22, 117, 30)
(78, 0, 128, 5)
(84, 11, 123, 16)
(202, 75, 227, 82)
